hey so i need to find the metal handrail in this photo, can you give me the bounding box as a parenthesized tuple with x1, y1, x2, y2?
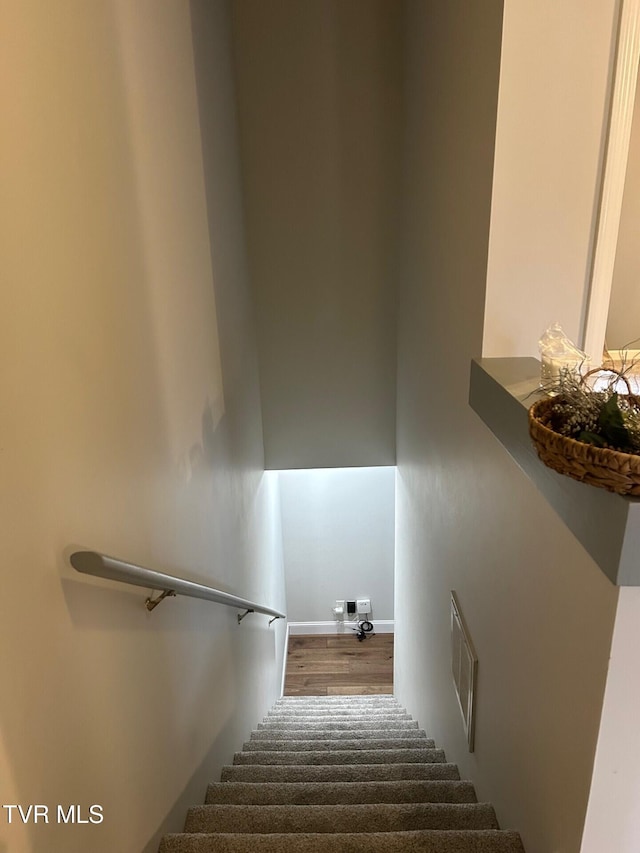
(69, 550, 285, 623)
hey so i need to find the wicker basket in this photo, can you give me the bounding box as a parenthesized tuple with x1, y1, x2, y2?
(528, 397, 640, 496)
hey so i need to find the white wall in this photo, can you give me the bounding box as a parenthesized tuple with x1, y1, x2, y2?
(279, 468, 395, 623)
(231, 0, 400, 470)
(0, 2, 286, 852)
(395, 3, 618, 853)
(581, 589, 640, 852)
(606, 67, 640, 349)
(483, 0, 617, 358)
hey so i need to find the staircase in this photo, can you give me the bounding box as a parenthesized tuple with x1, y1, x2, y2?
(158, 695, 525, 852)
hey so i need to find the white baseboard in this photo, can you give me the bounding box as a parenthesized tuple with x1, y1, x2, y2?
(287, 620, 395, 636)
(280, 621, 290, 698)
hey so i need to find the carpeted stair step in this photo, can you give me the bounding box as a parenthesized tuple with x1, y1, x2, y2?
(243, 738, 434, 751)
(220, 762, 461, 783)
(274, 704, 405, 708)
(233, 748, 447, 765)
(273, 703, 399, 709)
(159, 830, 526, 853)
(183, 802, 499, 833)
(205, 780, 478, 805)
(250, 728, 427, 740)
(159, 693, 525, 853)
(274, 697, 399, 705)
(273, 700, 404, 703)
(262, 719, 414, 727)
(272, 704, 405, 708)
(266, 713, 412, 721)
(272, 704, 401, 709)
(257, 719, 420, 731)
(269, 704, 408, 710)
(274, 699, 401, 704)
(274, 695, 399, 702)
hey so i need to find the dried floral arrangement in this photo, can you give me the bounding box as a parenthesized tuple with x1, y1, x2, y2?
(529, 356, 640, 496)
(542, 367, 640, 454)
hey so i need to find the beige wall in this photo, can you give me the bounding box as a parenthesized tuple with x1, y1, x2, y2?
(0, 2, 286, 851)
(483, 0, 617, 358)
(394, 3, 618, 853)
(231, 0, 400, 470)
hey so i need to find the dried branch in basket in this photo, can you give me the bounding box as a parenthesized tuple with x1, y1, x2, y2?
(540, 366, 640, 456)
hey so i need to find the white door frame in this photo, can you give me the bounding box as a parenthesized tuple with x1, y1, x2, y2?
(583, 0, 640, 363)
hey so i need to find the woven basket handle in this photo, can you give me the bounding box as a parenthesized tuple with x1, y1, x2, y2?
(581, 367, 633, 395)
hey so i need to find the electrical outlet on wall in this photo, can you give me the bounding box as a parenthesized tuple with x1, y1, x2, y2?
(356, 598, 371, 615)
(332, 599, 345, 620)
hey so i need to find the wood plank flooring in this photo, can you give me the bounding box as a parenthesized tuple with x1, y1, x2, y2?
(284, 633, 394, 696)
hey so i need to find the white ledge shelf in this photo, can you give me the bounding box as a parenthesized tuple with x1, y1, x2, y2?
(469, 357, 640, 586)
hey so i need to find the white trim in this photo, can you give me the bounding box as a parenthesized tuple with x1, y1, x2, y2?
(280, 621, 290, 698)
(584, 0, 640, 364)
(451, 592, 478, 753)
(287, 620, 395, 636)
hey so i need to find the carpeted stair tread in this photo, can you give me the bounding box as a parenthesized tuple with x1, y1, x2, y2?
(273, 697, 402, 703)
(268, 700, 407, 714)
(275, 697, 399, 703)
(269, 705, 408, 709)
(257, 719, 420, 731)
(183, 802, 499, 833)
(243, 738, 434, 751)
(159, 829, 524, 853)
(273, 700, 402, 705)
(159, 695, 525, 852)
(233, 748, 447, 765)
(272, 705, 401, 712)
(274, 703, 400, 708)
(273, 704, 404, 708)
(220, 763, 461, 783)
(159, 830, 525, 853)
(274, 700, 400, 703)
(250, 728, 428, 740)
(205, 780, 478, 805)
(266, 712, 412, 718)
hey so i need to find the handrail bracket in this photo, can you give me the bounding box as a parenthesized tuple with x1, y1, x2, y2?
(145, 589, 177, 611)
(237, 608, 255, 624)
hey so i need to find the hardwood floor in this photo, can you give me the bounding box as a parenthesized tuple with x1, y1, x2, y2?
(284, 633, 394, 696)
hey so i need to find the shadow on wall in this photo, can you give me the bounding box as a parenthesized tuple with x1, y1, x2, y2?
(140, 612, 283, 853)
(139, 722, 234, 853)
(189, 0, 264, 444)
(59, 391, 247, 625)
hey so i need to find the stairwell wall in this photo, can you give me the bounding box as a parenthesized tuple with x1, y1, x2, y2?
(230, 0, 401, 470)
(0, 2, 286, 852)
(394, 3, 618, 853)
(279, 467, 395, 623)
